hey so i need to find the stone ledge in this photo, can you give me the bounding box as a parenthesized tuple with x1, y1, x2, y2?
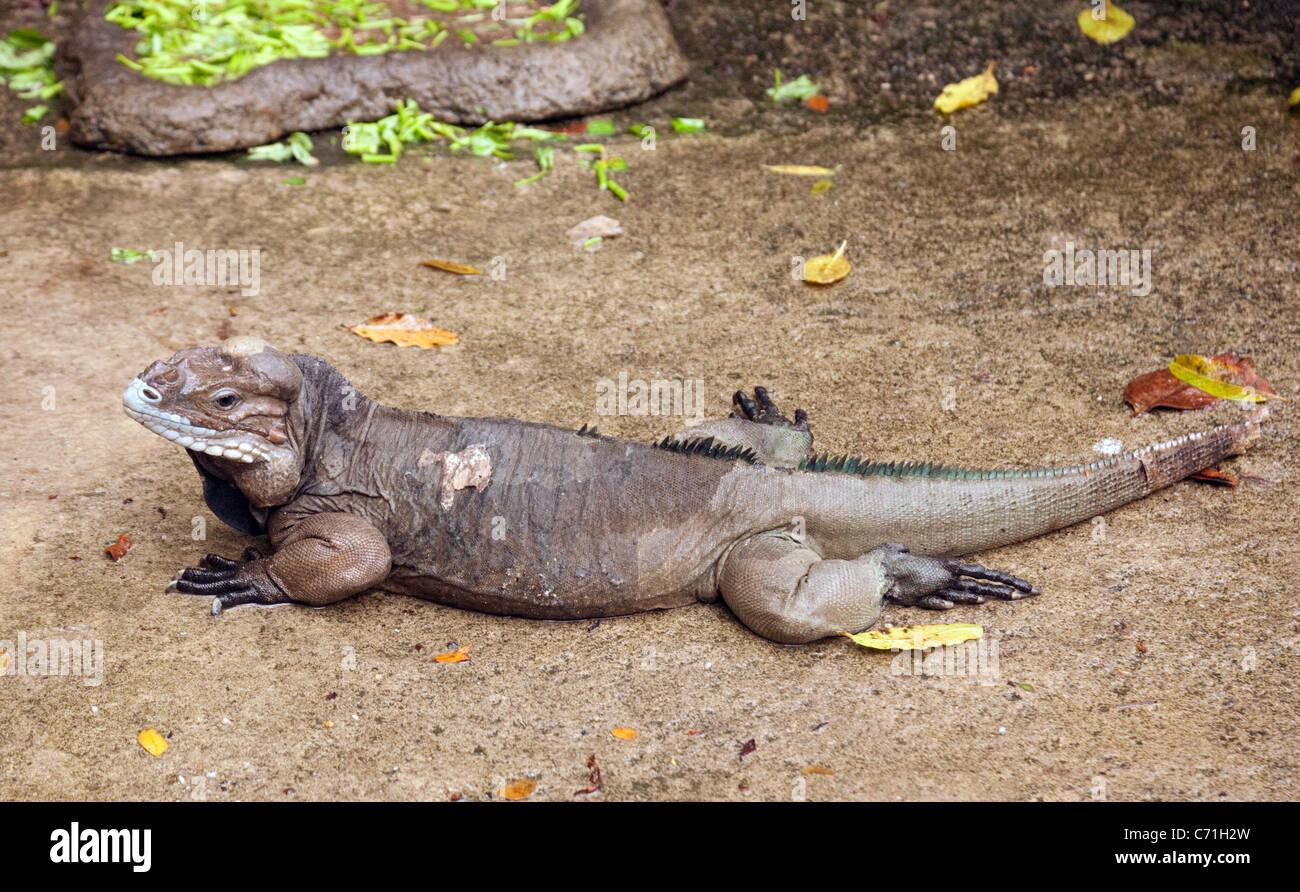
(60, 0, 690, 156)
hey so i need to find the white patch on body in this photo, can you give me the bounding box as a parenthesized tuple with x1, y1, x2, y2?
(419, 443, 493, 510)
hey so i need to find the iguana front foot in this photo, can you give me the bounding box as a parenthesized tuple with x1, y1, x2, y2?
(731, 386, 811, 434)
(167, 548, 291, 615)
(876, 543, 1040, 610)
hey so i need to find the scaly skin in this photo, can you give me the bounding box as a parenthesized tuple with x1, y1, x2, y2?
(122, 338, 1270, 644)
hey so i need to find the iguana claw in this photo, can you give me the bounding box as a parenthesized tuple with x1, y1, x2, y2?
(166, 548, 286, 614)
(878, 543, 1040, 611)
(731, 386, 811, 433)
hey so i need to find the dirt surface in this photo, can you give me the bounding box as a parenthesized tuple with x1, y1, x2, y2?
(1, 1, 1297, 801)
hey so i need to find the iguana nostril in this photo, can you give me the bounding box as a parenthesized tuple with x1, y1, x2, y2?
(140, 385, 162, 403)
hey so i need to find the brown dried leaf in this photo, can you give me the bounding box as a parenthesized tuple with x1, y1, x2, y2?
(739, 738, 757, 759)
(565, 214, 622, 250)
(347, 313, 459, 349)
(1122, 352, 1276, 415)
(105, 534, 132, 562)
(574, 754, 602, 796)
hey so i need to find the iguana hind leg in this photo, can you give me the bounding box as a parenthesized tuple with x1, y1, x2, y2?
(672, 386, 813, 467)
(718, 534, 1040, 644)
(718, 532, 889, 643)
(168, 512, 392, 614)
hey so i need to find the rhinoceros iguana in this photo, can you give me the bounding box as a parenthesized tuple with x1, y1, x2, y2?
(121, 337, 1268, 644)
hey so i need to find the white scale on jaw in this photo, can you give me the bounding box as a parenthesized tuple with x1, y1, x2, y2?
(122, 379, 268, 463)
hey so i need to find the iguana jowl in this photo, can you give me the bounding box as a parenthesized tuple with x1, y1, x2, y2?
(122, 337, 1269, 644)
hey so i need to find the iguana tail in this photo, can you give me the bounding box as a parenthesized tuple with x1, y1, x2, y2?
(803, 406, 1269, 558)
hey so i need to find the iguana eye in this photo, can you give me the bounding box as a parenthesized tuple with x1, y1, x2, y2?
(213, 391, 241, 410)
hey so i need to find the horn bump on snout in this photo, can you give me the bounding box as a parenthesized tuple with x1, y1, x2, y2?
(217, 337, 302, 403)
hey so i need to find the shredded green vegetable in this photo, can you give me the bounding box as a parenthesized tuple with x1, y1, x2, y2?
(342, 100, 564, 164)
(245, 131, 318, 165)
(513, 144, 554, 186)
(105, 0, 585, 86)
(111, 248, 156, 264)
(339, 99, 649, 200)
(670, 117, 705, 134)
(575, 143, 628, 201)
(765, 69, 820, 102)
(1, 29, 61, 123)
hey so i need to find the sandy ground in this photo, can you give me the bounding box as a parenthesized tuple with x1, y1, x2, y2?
(1, 1, 1297, 801)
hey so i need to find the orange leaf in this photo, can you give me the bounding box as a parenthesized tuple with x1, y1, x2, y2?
(802, 765, 835, 775)
(347, 313, 460, 349)
(547, 121, 588, 135)
(805, 94, 830, 112)
(611, 727, 639, 740)
(1189, 468, 1239, 487)
(434, 644, 471, 663)
(499, 778, 537, 800)
(105, 534, 132, 562)
(420, 259, 483, 276)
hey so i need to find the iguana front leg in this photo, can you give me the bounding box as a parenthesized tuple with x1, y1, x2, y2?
(672, 386, 813, 467)
(168, 513, 392, 614)
(718, 534, 1039, 644)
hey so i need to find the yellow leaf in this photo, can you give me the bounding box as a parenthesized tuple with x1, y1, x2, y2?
(1290, 86, 1300, 108)
(434, 644, 472, 663)
(611, 727, 639, 740)
(1168, 355, 1284, 404)
(347, 313, 460, 349)
(0, 649, 9, 674)
(803, 240, 851, 284)
(762, 164, 840, 176)
(1077, 3, 1135, 45)
(499, 778, 537, 800)
(933, 62, 998, 114)
(420, 259, 483, 275)
(811, 179, 833, 194)
(842, 623, 983, 651)
(802, 765, 835, 775)
(137, 727, 168, 756)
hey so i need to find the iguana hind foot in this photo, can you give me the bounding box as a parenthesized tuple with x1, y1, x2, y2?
(670, 386, 813, 468)
(730, 386, 810, 434)
(876, 543, 1040, 610)
(718, 536, 1039, 644)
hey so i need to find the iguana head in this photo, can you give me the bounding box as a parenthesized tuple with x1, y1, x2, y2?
(123, 336, 303, 464)
(124, 337, 310, 528)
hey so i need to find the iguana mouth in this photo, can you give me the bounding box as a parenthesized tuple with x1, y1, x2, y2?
(122, 378, 269, 464)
